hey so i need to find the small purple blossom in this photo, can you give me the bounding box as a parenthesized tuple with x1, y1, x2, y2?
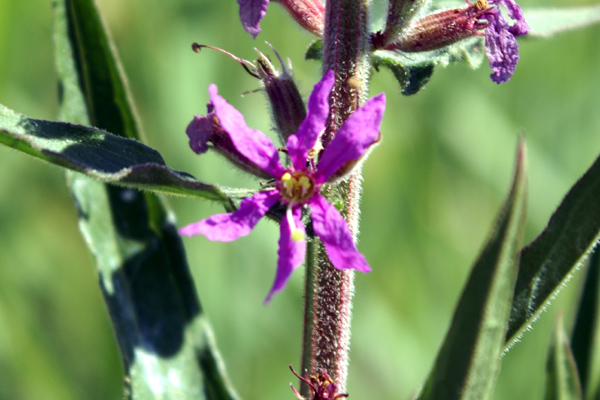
(180, 71, 386, 302)
(481, 0, 530, 83)
(238, 0, 270, 39)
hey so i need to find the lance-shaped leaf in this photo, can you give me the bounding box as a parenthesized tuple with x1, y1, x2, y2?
(506, 154, 600, 348)
(419, 140, 528, 400)
(0, 105, 234, 205)
(571, 251, 600, 400)
(54, 0, 239, 399)
(544, 313, 583, 400)
(524, 6, 600, 39)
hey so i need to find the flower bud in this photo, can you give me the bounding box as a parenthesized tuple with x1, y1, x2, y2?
(255, 48, 307, 145)
(384, 3, 488, 52)
(275, 0, 325, 37)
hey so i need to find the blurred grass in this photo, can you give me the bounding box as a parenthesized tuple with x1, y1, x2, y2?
(0, 0, 599, 399)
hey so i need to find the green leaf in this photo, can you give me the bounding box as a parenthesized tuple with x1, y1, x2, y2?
(53, 0, 239, 399)
(0, 105, 234, 204)
(305, 39, 323, 61)
(371, 37, 483, 95)
(506, 154, 600, 348)
(571, 251, 600, 400)
(544, 313, 583, 400)
(419, 140, 528, 400)
(524, 6, 600, 39)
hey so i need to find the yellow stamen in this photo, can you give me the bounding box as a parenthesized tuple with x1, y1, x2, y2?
(298, 176, 311, 189)
(286, 205, 304, 242)
(474, 0, 488, 10)
(291, 229, 305, 242)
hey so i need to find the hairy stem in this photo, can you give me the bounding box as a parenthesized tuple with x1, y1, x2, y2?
(300, 0, 370, 396)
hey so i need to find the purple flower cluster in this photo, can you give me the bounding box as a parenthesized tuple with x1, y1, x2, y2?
(181, 71, 386, 302)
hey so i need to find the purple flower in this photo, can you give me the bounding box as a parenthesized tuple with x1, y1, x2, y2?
(238, 0, 325, 39)
(380, 0, 529, 83)
(238, 0, 270, 39)
(482, 0, 530, 83)
(180, 71, 386, 302)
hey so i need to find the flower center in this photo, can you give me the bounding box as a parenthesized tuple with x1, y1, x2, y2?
(277, 170, 317, 204)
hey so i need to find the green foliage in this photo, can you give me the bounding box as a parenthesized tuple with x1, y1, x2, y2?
(53, 0, 238, 398)
(419, 141, 528, 400)
(506, 153, 600, 347)
(524, 5, 600, 39)
(571, 252, 600, 400)
(0, 106, 233, 203)
(2, 0, 600, 399)
(544, 314, 582, 400)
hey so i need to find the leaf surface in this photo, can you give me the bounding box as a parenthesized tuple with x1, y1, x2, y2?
(507, 154, 600, 348)
(53, 0, 239, 398)
(419, 141, 528, 400)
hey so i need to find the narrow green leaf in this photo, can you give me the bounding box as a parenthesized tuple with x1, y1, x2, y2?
(506, 154, 600, 348)
(419, 140, 528, 400)
(524, 6, 600, 39)
(571, 251, 600, 400)
(62, 0, 141, 140)
(53, 0, 240, 399)
(544, 313, 583, 400)
(0, 105, 234, 204)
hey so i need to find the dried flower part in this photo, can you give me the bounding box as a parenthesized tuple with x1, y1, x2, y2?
(290, 366, 349, 400)
(191, 43, 306, 144)
(255, 48, 307, 144)
(180, 71, 386, 302)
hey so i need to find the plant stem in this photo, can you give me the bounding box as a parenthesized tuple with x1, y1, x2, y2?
(300, 0, 371, 396)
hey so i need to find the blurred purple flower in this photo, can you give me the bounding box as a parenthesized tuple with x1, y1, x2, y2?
(482, 0, 530, 83)
(181, 71, 386, 302)
(238, 0, 325, 38)
(238, 0, 270, 39)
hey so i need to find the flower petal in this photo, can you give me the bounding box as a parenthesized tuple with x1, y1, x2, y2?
(209, 84, 284, 178)
(310, 195, 371, 273)
(265, 206, 306, 303)
(286, 70, 334, 170)
(179, 190, 279, 241)
(315, 93, 386, 182)
(492, 0, 530, 36)
(186, 114, 213, 154)
(238, 0, 270, 39)
(484, 10, 520, 84)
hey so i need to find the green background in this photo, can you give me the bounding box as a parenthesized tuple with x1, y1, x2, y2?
(0, 0, 599, 399)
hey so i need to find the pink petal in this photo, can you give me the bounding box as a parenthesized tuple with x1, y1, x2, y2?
(315, 93, 386, 182)
(238, 0, 270, 39)
(309, 195, 371, 273)
(179, 190, 279, 241)
(265, 207, 306, 303)
(286, 70, 334, 170)
(209, 85, 284, 178)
